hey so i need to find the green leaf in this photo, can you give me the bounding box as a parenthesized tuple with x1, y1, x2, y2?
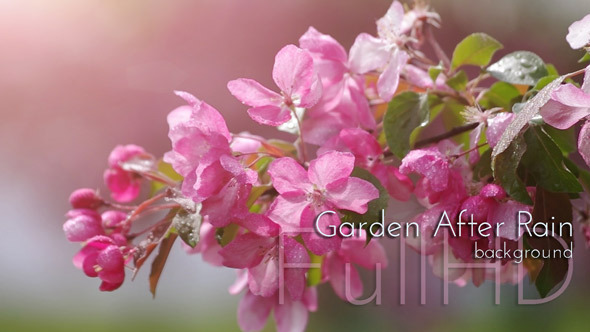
(440, 99, 471, 148)
(487, 51, 548, 86)
(151, 160, 183, 195)
(492, 74, 566, 160)
(579, 52, 590, 63)
(579, 169, 590, 193)
(384, 92, 430, 159)
(172, 208, 202, 248)
(341, 168, 388, 227)
(149, 232, 177, 298)
(480, 81, 521, 110)
(533, 75, 560, 91)
(543, 125, 576, 155)
(473, 148, 493, 181)
(492, 135, 532, 205)
(451, 33, 503, 70)
(445, 70, 468, 91)
(216, 223, 239, 247)
(428, 63, 444, 82)
(409, 96, 444, 146)
(247, 185, 272, 207)
(528, 187, 573, 298)
(545, 63, 559, 76)
(521, 127, 582, 193)
(307, 253, 323, 286)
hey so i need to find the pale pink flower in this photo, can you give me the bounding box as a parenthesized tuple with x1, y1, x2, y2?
(267, 151, 379, 255)
(349, 1, 410, 101)
(299, 27, 375, 144)
(539, 66, 590, 167)
(566, 13, 590, 49)
(227, 45, 322, 129)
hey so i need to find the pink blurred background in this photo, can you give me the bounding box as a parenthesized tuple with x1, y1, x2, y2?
(2, 1, 590, 331)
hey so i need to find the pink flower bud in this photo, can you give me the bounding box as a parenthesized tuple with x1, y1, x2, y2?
(69, 188, 103, 209)
(63, 214, 104, 242)
(101, 210, 128, 229)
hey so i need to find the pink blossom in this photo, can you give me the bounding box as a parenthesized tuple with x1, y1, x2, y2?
(63, 209, 104, 242)
(164, 92, 258, 226)
(220, 232, 308, 300)
(69, 188, 104, 209)
(486, 112, 514, 148)
(72, 235, 129, 291)
(349, 1, 410, 101)
(103, 144, 146, 202)
(318, 128, 413, 201)
(237, 288, 317, 332)
(323, 230, 388, 300)
(227, 45, 322, 128)
(539, 67, 590, 167)
(566, 13, 590, 49)
(267, 151, 379, 255)
(299, 27, 375, 144)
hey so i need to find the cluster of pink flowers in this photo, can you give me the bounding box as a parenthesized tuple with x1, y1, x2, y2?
(62, 2, 590, 331)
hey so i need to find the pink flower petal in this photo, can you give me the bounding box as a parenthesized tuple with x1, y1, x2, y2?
(237, 291, 273, 332)
(377, 49, 409, 101)
(540, 84, 590, 129)
(247, 105, 292, 126)
(308, 151, 355, 189)
(268, 157, 312, 194)
(486, 113, 514, 148)
(219, 233, 275, 269)
(326, 177, 379, 214)
(299, 27, 348, 64)
(272, 44, 316, 99)
(301, 206, 342, 255)
(579, 120, 590, 168)
(283, 236, 310, 301)
(339, 234, 388, 270)
(274, 296, 309, 332)
(325, 254, 363, 300)
(267, 194, 310, 232)
(348, 33, 389, 74)
(238, 213, 281, 237)
(566, 13, 590, 49)
(227, 78, 282, 107)
(248, 257, 279, 297)
(376, 1, 405, 39)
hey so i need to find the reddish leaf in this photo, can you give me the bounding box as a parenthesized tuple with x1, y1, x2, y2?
(149, 232, 178, 298)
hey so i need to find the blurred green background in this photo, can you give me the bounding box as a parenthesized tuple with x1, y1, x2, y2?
(1, 0, 590, 331)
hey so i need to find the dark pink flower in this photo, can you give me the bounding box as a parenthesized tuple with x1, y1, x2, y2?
(63, 209, 104, 242)
(69, 188, 104, 209)
(72, 235, 129, 291)
(103, 144, 147, 202)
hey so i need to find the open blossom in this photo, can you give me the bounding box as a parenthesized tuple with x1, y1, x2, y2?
(566, 13, 590, 49)
(103, 144, 147, 202)
(539, 66, 590, 167)
(350, 1, 410, 101)
(228, 44, 322, 131)
(220, 230, 309, 300)
(323, 230, 388, 300)
(267, 151, 379, 255)
(72, 235, 130, 291)
(299, 27, 376, 144)
(400, 140, 469, 206)
(164, 92, 258, 227)
(318, 128, 413, 201)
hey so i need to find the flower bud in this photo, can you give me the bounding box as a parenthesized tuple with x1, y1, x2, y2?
(63, 214, 104, 242)
(101, 210, 128, 229)
(69, 188, 103, 209)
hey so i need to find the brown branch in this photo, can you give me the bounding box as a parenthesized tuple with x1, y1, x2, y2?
(414, 123, 479, 148)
